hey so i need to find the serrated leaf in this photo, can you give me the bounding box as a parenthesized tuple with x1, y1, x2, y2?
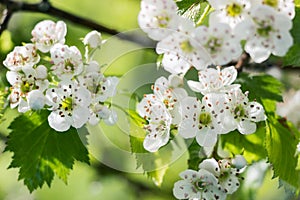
(5, 110, 90, 192)
(129, 115, 172, 186)
(283, 7, 300, 66)
(235, 73, 283, 104)
(221, 127, 267, 163)
(265, 116, 299, 188)
(176, 0, 203, 13)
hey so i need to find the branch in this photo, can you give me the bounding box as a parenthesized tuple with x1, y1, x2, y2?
(0, 0, 156, 47)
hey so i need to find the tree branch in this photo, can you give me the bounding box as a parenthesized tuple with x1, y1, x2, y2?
(0, 0, 156, 47)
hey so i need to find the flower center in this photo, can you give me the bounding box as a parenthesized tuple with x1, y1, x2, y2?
(61, 97, 73, 111)
(199, 112, 212, 125)
(255, 19, 273, 37)
(263, 0, 278, 8)
(64, 59, 75, 72)
(156, 14, 170, 28)
(180, 40, 194, 53)
(234, 104, 245, 118)
(205, 37, 222, 53)
(21, 81, 32, 93)
(226, 3, 242, 17)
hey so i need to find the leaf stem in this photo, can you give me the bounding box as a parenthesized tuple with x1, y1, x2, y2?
(196, 4, 211, 27)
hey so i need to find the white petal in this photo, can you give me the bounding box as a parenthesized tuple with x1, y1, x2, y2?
(173, 180, 198, 199)
(237, 120, 256, 134)
(196, 127, 218, 147)
(48, 112, 71, 132)
(27, 90, 45, 110)
(143, 130, 169, 152)
(199, 158, 220, 177)
(72, 107, 90, 128)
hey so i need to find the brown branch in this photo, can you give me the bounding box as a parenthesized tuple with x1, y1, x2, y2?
(0, 0, 156, 47)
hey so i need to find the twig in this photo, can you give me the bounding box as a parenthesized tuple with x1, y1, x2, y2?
(0, 0, 156, 47)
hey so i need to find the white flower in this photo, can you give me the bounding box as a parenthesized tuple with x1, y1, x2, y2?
(46, 81, 91, 132)
(3, 44, 40, 72)
(31, 20, 67, 53)
(253, 0, 295, 19)
(199, 158, 244, 195)
(188, 66, 240, 95)
(27, 90, 46, 110)
(232, 155, 247, 169)
(222, 88, 266, 134)
(193, 22, 243, 66)
(178, 95, 227, 147)
(88, 103, 117, 126)
(156, 22, 211, 74)
(242, 5, 293, 63)
(137, 95, 172, 152)
(173, 169, 226, 200)
(83, 30, 102, 48)
(50, 43, 83, 80)
(207, 0, 253, 30)
(6, 65, 49, 112)
(78, 61, 119, 102)
(138, 0, 180, 41)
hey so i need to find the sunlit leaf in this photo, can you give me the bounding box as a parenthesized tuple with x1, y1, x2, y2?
(5, 110, 90, 192)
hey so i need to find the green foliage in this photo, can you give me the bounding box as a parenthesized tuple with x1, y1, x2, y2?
(176, 0, 204, 13)
(187, 139, 203, 170)
(129, 109, 172, 186)
(265, 116, 300, 188)
(5, 110, 90, 192)
(221, 128, 267, 163)
(283, 7, 300, 66)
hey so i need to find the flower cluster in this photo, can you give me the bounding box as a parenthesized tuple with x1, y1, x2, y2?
(138, 0, 294, 75)
(3, 20, 119, 132)
(137, 66, 266, 151)
(173, 155, 246, 200)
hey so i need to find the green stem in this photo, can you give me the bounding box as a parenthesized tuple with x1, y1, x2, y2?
(196, 4, 211, 27)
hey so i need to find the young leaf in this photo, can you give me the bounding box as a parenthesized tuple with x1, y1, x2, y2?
(176, 0, 203, 13)
(187, 139, 203, 170)
(5, 110, 90, 192)
(265, 116, 299, 188)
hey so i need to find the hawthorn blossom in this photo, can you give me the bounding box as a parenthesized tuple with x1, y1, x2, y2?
(199, 157, 245, 194)
(83, 30, 102, 48)
(138, 0, 180, 41)
(253, 0, 295, 19)
(222, 88, 266, 134)
(3, 44, 40, 72)
(50, 43, 83, 80)
(137, 75, 187, 152)
(193, 22, 242, 66)
(78, 61, 119, 125)
(207, 0, 253, 30)
(173, 169, 226, 200)
(6, 65, 49, 112)
(31, 20, 67, 53)
(178, 95, 228, 147)
(46, 81, 91, 132)
(188, 66, 240, 95)
(242, 5, 293, 63)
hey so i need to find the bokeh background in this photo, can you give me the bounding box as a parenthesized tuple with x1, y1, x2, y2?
(0, 0, 298, 199)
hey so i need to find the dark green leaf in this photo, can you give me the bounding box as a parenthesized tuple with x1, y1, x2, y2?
(283, 8, 300, 66)
(5, 110, 89, 192)
(187, 139, 203, 170)
(235, 73, 283, 105)
(265, 116, 299, 188)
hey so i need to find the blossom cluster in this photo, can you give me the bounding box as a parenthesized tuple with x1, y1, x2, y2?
(137, 66, 266, 152)
(138, 0, 294, 75)
(3, 20, 119, 132)
(173, 155, 247, 200)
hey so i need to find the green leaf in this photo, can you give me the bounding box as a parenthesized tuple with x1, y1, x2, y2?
(176, 0, 203, 13)
(5, 110, 90, 192)
(129, 113, 172, 186)
(221, 127, 267, 164)
(187, 139, 203, 170)
(283, 7, 300, 66)
(235, 73, 283, 104)
(265, 116, 299, 188)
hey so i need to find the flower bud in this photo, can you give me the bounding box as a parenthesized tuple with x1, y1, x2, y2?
(83, 30, 102, 48)
(232, 155, 247, 169)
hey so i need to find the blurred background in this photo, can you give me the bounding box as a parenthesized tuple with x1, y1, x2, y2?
(0, 0, 299, 199)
